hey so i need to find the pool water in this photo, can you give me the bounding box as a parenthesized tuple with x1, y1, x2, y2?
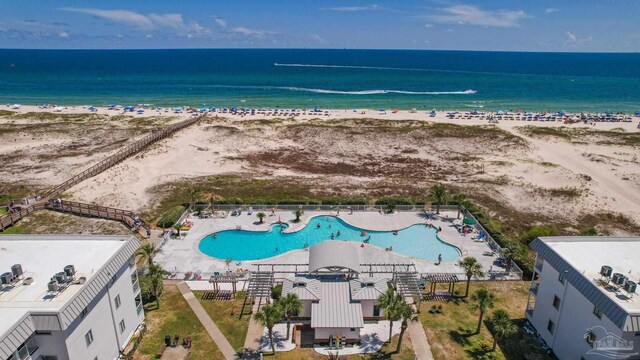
(198, 215, 461, 261)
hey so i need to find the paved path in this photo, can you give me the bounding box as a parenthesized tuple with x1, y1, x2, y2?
(242, 301, 265, 359)
(408, 320, 434, 360)
(176, 281, 238, 360)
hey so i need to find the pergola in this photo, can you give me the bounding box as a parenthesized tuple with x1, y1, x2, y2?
(239, 271, 274, 319)
(423, 273, 459, 299)
(209, 274, 239, 297)
(393, 271, 424, 308)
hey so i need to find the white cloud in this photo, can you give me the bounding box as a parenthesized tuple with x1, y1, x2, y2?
(232, 27, 269, 37)
(58, 31, 69, 38)
(212, 16, 226, 28)
(328, 4, 378, 12)
(424, 24, 434, 28)
(310, 34, 326, 43)
(61, 8, 154, 29)
(566, 31, 577, 44)
(426, 5, 530, 28)
(145, 34, 153, 39)
(545, 8, 559, 14)
(61, 7, 211, 37)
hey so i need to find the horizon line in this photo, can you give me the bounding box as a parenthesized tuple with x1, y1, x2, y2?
(0, 47, 639, 54)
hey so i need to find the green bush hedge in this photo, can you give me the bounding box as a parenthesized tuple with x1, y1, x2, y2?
(157, 205, 186, 228)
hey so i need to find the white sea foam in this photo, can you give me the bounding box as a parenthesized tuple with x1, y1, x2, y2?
(278, 86, 476, 95)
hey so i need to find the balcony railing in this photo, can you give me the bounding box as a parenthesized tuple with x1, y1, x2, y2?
(530, 282, 540, 295)
(132, 280, 140, 294)
(525, 302, 536, 319)
(534, 257, 544, 272)
(136, 301, 143, 315)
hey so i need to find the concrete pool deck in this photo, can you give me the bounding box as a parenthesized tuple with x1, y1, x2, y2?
(155, 209, 514, 280)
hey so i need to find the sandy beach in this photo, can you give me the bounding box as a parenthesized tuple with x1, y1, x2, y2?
(1, 104, 639, 233)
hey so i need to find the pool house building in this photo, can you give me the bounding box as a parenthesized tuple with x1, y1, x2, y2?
(0, 235, 144, 360)
(274, 241, 420, 345)
(526, 236, 640, 359)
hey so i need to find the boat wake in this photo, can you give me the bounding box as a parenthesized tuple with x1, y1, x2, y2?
(279, 86, 476, 95)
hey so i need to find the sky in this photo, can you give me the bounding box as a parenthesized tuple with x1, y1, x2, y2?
(1, 0, 639, 52)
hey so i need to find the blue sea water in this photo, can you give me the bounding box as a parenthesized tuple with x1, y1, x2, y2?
(0, 49, 639, 112)
(198, 215, 461, 261)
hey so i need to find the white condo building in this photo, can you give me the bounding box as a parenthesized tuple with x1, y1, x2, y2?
(0, 235, 144, 360)
(526, 236, 640, 360)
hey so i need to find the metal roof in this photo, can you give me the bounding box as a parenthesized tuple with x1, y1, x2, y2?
(349, 277, 389, 300)
(311, 281, 363, 329)
(309, 241, 360, 275)
(282, 277, 321, 300)
(530, 236, 640, 330)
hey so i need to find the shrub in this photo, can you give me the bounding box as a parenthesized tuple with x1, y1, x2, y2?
(271, 284, 283, 300)
(157, 205, 186, 228)
(580, 227, 598, 236)
(521, 225, 559, 244)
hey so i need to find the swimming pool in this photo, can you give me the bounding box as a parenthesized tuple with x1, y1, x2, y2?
(198, 215, 461, 262)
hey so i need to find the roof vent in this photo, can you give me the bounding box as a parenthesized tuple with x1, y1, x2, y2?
(54, 272, 68, 284)
(623, 280, 637, 294)
(600, 265, 613, 278)
(64, 265, 76, 277)
(47, 280, 60, 292)
(0, 272, 14, 285)
(612, 273, 626, 286)
(11, 264, 23, 278)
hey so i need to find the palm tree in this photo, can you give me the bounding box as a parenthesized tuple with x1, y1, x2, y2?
(147, 264, 165, 309)
(490, 309, 517, 351)
(254, 303, 283, 355)
(202, 192, 225, 212)
(188, 185, 201, 209)
(278, 293, 303, 340)
(459, 257, 484, 297)
(396, 301, 418, 353)
(136, 243, 163, 267)
(470, 288, 495, 334)
(378, 288, 402, 343)
(257, 212, 266, 224)
(325, 352, 340, 360)
(429, 183, 448, 214)
(293, 209, 304, 222)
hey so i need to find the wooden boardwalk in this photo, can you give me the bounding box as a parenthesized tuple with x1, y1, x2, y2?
(0, 115, 203, 232)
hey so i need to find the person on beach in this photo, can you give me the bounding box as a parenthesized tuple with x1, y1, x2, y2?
(437, 254, 442, 265)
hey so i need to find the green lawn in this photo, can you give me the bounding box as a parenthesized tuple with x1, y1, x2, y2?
(420, 281, 554, 360)
(193, 290, 251, 353)
(135, 285, 223, 360)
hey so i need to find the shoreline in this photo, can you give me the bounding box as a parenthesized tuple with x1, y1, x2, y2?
(4, 104, 640, 130)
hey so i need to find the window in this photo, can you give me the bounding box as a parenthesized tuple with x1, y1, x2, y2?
(593, 306, 602, 319)
(85, 330, 94, 346)
(35, 330, 52, 335)
(552, 295, 561, 310)
(115, 294, 121, 309)
(547, 320, 555, 334)
(558, 270, 567, 284)
(119, 319, 126, 333)
(350, 328, 356, 332)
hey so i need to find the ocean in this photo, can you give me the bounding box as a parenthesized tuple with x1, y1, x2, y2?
(1, 49, 639, 112)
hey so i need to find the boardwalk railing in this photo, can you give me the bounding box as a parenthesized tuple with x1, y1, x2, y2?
(41, 115, 202, 199)
(46, 200, 150, 232)
(0, 203, 44, 231)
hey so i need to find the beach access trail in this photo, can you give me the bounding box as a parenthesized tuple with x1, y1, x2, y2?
(0, 114, 203, 232)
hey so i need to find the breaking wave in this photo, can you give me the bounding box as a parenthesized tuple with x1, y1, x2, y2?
(278, 86, 476, 95)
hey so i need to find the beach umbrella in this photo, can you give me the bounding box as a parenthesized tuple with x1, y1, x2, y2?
(463, 217, 477, 225)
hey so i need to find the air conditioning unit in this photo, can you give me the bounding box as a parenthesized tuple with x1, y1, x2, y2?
(64, 265, 76, 277)
(54, 272, 68, 284)
(0, 272, 13, 285)
(11, 264, 23, 278)
(600, 265, 613, 278)
(624, 280, 637, 294)
(612, 273, 626, 286)
(47, 280, 60, 292)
